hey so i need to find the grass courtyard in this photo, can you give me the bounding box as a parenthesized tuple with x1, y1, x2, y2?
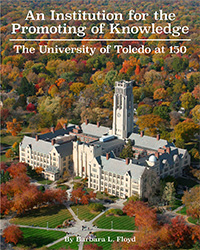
(48, 237, 78, 250)
(11, 205, 73, 228)
(93, 214, 135, 230)
(18, 228, 65, 248)
(70, 205, 101, 221)
(84, 231, 134, 250)
(177, 206, 199, 225)
(177, 206, 187, 215)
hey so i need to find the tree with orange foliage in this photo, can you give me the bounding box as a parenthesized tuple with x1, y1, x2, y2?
(35, 166, 44, 175)
(55, 78, 66, 87)
(3, 225, 23, 245)
(55, 118, 68, 130)
(153, 88, 168, 100)
(5, 149, 15, 159)
(12, 185, 41, 214)
(71, 187, 85, 204)
(123, 201, 157, 230)
(89, 191, 96, 200)
(7, 163, 27, 178)
(80, 194, 90, 205)
(43, 188, 68, 204)
(120, 56, 137, 75)
(135, 64, 140, 75)
(192, 85, 200, 100)
(182, 186, 200, 222)
(168, 216, 192, 248)
(6, 119, 22, 136)
(83, 244, 103, 250)
(0, 196, 12, 215)
(48, 84, 59, 97)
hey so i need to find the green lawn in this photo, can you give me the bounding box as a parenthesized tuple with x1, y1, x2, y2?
(177, 207, 199, 225)
(48, 237, 78, 250)
(0, 154, 9, 163)
(177, 206, 187, 215)
(18, 228, 65, 248)
(93, 214, 135, 230)
(188, 217, 199, 225)
(70, 205, 100, 221)
(84, 231, 134, 250)
(0, 134, 23, 146)
(171, 199, 182, 211)
(11, 205, 73, 228)
(36, 178, 53, 185)
(56, 184, 70, 190)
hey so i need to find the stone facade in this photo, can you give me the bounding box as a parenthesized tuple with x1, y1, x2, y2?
(19, 80, 190, 198)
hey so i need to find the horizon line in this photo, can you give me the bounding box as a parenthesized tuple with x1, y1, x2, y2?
(9, 38, 191, 41)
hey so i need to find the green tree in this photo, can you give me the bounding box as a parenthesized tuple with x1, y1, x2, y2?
(17, 77, 35, 97)
(172, 56, 189, 73)
(162, 182, 176, 206)
(120, 139, 134, 159)
(153, 105, 170, 120)
(137, 104, 152, 116)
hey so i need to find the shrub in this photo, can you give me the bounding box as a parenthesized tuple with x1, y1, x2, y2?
(89, 203, 105, 212)
(105, 209, 124, 216)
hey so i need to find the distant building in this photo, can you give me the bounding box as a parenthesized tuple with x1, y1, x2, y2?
(19, 80, 190, 198)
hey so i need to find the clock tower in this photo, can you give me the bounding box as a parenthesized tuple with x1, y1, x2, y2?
(112, 80, 134, 139)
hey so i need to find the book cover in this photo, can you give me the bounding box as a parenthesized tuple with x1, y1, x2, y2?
(0, 0, 199, 250)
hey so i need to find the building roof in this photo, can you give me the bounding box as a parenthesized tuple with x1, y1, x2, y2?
(90, 138, 125, 153)
(97, 155, 146, 181)
(45, 166, 59, 174)
(39, 125, 75, 140)
(81, 123, 110, 138)
(149, 155, 157, 162)
(158, 146, 185, 170)
(20, 136, 57, 154)
(55, 142, 73, 157)
(129, 133, 174, 151)
(20, 136, 73, 157)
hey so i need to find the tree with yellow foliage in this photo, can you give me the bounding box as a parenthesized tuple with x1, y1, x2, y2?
(136, 114, 166, 136)
(70, 82, 86, 96)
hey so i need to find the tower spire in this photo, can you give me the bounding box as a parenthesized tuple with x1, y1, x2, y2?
(112, 80, 134, 138)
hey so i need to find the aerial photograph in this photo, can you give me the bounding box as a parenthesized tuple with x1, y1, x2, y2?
(0, 0, 200, 249)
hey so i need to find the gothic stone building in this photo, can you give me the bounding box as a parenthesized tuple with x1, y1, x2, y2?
(19, 80, 190, 198)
